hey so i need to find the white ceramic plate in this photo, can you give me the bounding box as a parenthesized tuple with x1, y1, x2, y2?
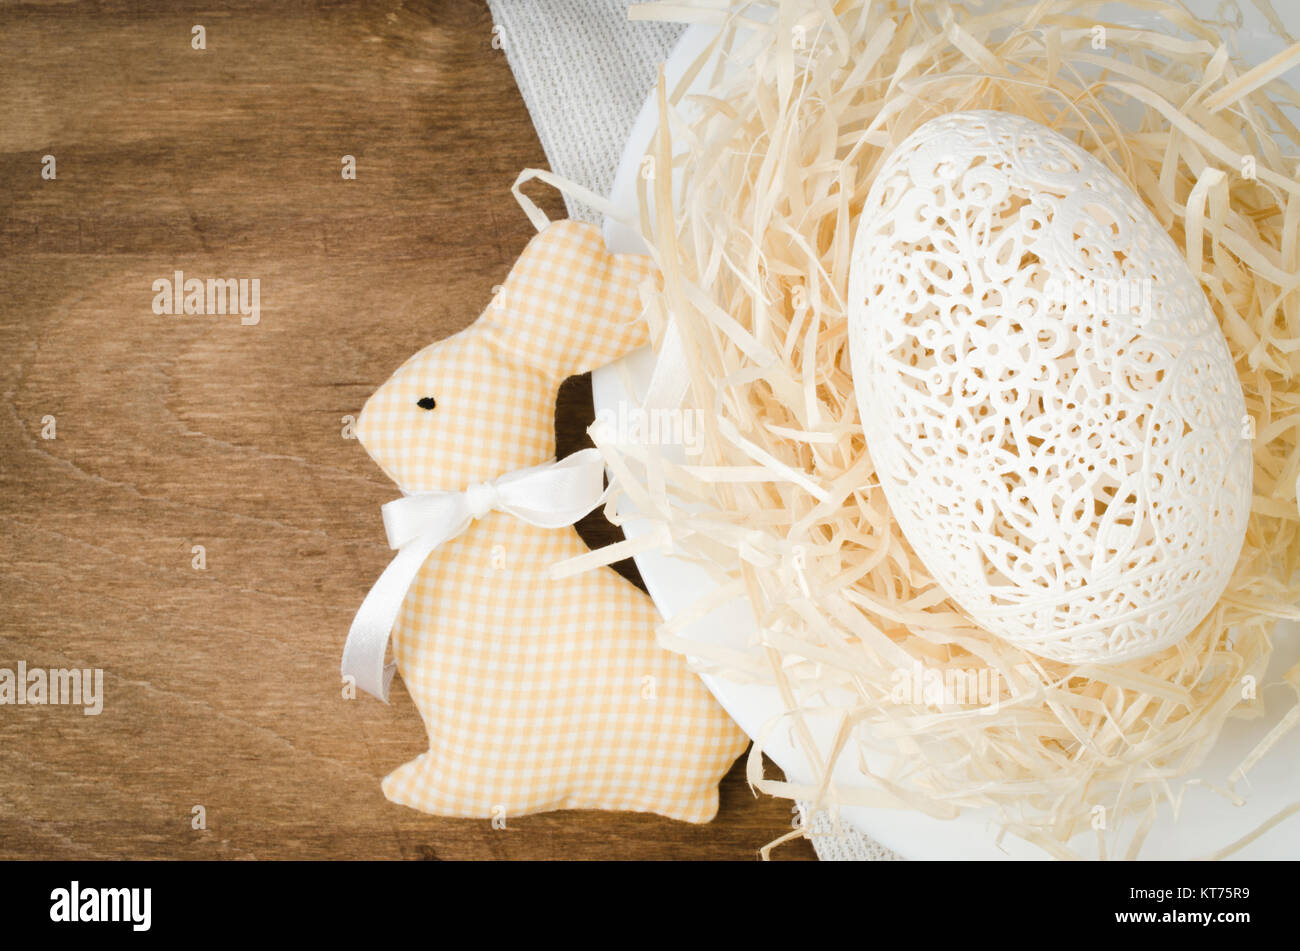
(593, 6, 1300, 859)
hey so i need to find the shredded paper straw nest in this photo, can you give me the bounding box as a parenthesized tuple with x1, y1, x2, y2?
(566, 0, 1300, 858)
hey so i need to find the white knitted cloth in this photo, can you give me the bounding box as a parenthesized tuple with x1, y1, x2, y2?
(485, 0, 900, 861)
(486, 0, 682, 223)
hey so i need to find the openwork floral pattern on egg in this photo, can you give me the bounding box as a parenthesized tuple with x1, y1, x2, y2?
(850, 111, 1252, 664)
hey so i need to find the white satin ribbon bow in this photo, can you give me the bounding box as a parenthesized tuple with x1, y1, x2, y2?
(342, 447, 609, 701)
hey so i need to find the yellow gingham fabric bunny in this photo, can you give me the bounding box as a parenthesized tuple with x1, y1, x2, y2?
(349, 219, 748, 822)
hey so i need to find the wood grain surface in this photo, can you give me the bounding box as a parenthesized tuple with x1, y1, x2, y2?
(0, 0, 814, 860)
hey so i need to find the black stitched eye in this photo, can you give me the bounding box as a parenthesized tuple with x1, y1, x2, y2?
(417, 397, 437, 410)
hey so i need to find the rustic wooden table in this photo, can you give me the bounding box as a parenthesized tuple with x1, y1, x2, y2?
(0, 0, 814, 860)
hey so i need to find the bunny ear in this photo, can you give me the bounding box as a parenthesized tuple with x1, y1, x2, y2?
(479, 220, 655, 381)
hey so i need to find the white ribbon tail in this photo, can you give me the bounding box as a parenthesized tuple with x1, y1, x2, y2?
(342, 534, 443, 702)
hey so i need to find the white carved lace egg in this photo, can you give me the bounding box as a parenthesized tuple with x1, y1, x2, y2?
(847, 110, 1252, 665)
